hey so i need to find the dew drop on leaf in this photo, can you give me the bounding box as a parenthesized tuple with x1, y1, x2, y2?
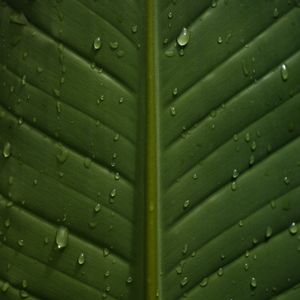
(289, 222, 298, 235)
(55, 226, 69, 250)
(250, 277, 257, 289)
(177, 27, 190, 47)
(200, 277, 208, 287)
(126, 276, 133, 284)
(93, 37, 102, 50)
(1, 282, 10, 293)
(77, 252, 86, 265)
(94, 203, 101, 213)
(3, 142, 11, 158)
(232, 169, 239, 179)
(265, 226, 273, 239)
(281, 64, 288, 81)
(180, 276, 188, 287)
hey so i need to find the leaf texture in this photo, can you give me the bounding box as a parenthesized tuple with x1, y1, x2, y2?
(1, 0, 300, 299)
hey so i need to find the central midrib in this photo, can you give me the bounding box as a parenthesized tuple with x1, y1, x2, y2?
(145, 0, 159, 299)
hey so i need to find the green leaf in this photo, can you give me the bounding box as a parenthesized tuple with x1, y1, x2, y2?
(1, 0, 300, 299)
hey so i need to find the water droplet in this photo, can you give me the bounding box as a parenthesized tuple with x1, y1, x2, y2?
(180, 276, 188, 287)
(182, 243, 188, 255)
(55, 226, 69, 250)
(1, 282, 10, 293)
(183, 199, 190, 209)
(251, 141, 256, 152)
(114, 172, 120, 181)
(3, 142, 11, 158)
(4, 218, 10, 228)
(56, 101, 62, 114)
(217, 267, 223, 276)
(281, 64, 288, 81)
(126, 276, 133, 284)
(10, 12, 28, 25)
(22, 280, 28, 289)
(104, 270, 110, 277)
(170, 106, 176, 116)
(77, 252, 85, 265)
(249, 154, 255, 166)
(238, 220, 244, 227)
(173, 87, 178, 96)
(244, 263, 249, 271)
(55, 144, 68, 164)
(168, 11, 173, 19)
(176, 265, 183, 274)
(19, 290, 29, 299)
(217, 36, 223, 44)
(231, 181, 237, 191)
(93, 37, 102, 50)
(110, 188, 117, 198)
(177, 27, 190, 47)
(103, 248, 110, 257)
(84, 157, 92, 169)
(289, 222, 298, 235)
(211, 0, 217, 8)
(18, 239, 24, 247)
(53, 89, 60, 98)
(273, 8, 279, 18)
(200, 277, 208, 287)
(265, 226, 273, 239)
(232, 169, 239, 179)
(131, 25, 138, 33)
(250, 277, 257, 289)
(94, 203, 101, 213)
(245, 132, 251, 143)
(109, 41, 119, 49)
(114, 134, 120, 141)
(283, 176, 290, 185)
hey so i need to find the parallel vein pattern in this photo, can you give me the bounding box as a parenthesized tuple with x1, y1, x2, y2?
(158, 1, 300, 299)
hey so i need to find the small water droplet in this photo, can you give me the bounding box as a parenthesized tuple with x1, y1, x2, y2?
(177, 27, 191, 47)
(55, 226, 69, 250)
(265, 226, 273, 239)
(176, 265, 183, 274)
(273, 8, 279, 18)
(217, 36, 223, 44)
(211, 0, 217, 8)
(126, 276, 133, 284)
(18, 239, 24, 247)
(250, 277, 257, 289)
(4, 218, 10, 228)
(94, 203, 101, 213)
(1, 282, 10, 293)
(232, 169, 239, 179)
(183, 199, 190, 209)
(231, 181, 237, 191)
(55, 144, 68, 164)
(93, 37, 102, 50)
(110, 188, 117, 198)
(180, 276, 188, 287)
(20, 290, 29, 299)
(131, 25, 138, 33)
(22, 280, 28, 289)
(238, 220, 244, 227)
(84, 157, 92, 169)
(283, 176, 290, 185)
(168, 11, 173, 19)
(217, 267, 224, 276)
(182, 243, 188, 255)
(281, 64, 288, 81)
(289, 222, 298, 235)
(170, 106, 176, 116)
(104, 270, 110, 277)
(77, 252, 85, 265)
(200, 277, 208, 287)
(103, 248, 110, 257)
(109, 41, 119, 49)
(3, 142, 11, 158)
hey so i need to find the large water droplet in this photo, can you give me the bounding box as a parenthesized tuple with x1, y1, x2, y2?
(93, 37, 102, 50)
(3, 142, 11, 158)
(177, 27, 190, 47)
(281, 64, 288, 81)
(77, 252, 85, 265)
(55, 226, 69, 250)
